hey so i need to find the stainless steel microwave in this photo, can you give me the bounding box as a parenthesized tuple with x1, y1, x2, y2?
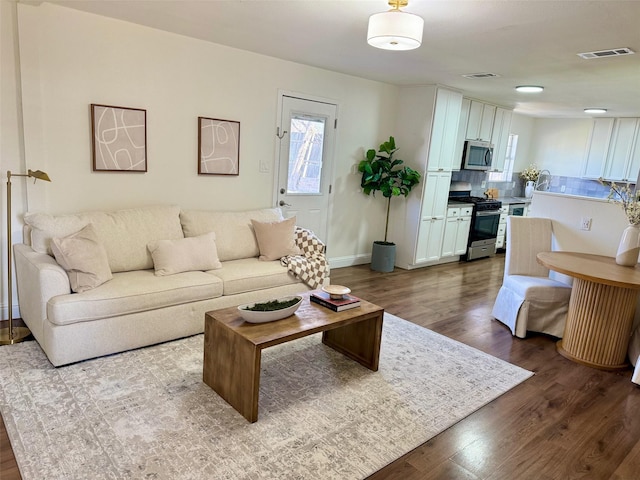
(462, 140, 493, 170)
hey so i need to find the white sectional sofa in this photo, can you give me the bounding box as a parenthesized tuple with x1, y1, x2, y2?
(14, 205, 327, 366)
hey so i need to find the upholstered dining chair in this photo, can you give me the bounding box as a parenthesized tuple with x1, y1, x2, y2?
(491, 216, 572, 338)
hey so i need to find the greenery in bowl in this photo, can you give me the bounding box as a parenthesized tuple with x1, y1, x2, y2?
(242, 298, 301, 311)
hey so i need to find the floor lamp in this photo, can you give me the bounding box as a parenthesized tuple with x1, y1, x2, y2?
(1, 169, 51, 345)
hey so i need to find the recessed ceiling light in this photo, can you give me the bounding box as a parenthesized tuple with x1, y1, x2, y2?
(515, 85, 544, 93)
(584, 108, 608, 114)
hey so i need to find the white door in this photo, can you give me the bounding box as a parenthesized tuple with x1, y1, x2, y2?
(276, 94, 337, 244)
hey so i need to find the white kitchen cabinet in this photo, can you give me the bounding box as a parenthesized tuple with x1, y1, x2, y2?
(453, 98, 471, 171)
(581, 118, 615, 179)
(495, 206, 508, 251)
(427, 88, 463, 172)
(394, 86, 463, 174)
(441, 206, 472, 257)
(466, 101, 495, 141)
(393, 170, 452, 268)
(416, 218, 446, 263)
(601, 118, 640, 182)
(490, 108, 513, 172)
(416, 173, 451, 262)
(392, 85, 464, 269)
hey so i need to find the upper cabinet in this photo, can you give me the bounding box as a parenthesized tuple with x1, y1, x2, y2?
(582, 118, 640, 182)
(466, 100, 496, 141)
(394, 85, 463, 173)
(427, 88, 464, 172)
(490, 108, 513, 172)
(456, 99, 512, 172)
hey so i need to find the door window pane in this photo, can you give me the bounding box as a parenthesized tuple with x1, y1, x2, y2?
(287, 115, 325, 194)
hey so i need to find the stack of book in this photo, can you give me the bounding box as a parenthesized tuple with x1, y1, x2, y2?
(310, 290, 361, 312)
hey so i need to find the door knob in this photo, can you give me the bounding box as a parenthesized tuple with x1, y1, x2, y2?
(279, 200, 291, 207)
(280, 188, 286, 194)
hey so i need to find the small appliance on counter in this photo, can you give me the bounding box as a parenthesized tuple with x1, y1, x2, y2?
(449, 181, 502, 261)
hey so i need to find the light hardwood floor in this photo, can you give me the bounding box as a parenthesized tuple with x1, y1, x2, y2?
(2, 255, 640, 479)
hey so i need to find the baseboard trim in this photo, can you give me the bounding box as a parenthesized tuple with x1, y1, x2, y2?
(328, 254, 371, 270)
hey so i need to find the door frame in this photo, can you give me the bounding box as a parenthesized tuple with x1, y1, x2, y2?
(273, 89, 340, 245)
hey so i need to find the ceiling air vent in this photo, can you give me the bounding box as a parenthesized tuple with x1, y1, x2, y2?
(577, 47, 635, 59)
(462, 73, 501, 79)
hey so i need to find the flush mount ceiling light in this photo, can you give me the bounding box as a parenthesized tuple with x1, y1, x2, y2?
(367, 0, 424, 51)
(584, 108, 608, 114)
(515, 85, 544, 93)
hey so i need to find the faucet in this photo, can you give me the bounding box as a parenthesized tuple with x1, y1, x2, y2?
(535, 170, 551, 191)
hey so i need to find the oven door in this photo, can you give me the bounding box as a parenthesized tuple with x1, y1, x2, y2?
(469, 210, 501, 244)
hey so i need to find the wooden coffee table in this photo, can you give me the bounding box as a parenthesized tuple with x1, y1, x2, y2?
(203, 292, 384, 422)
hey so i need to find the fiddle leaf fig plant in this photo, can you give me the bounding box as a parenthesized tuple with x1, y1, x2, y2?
(358, 136, 421, 243)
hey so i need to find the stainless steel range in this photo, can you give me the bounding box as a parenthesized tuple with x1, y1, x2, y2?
(449, 182, 502, 261)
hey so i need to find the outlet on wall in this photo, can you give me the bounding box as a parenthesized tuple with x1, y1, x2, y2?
(580, 217, 592, 231)
(481, 181, 486, 188)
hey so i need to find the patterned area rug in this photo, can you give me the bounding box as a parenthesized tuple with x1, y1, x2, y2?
(0, 313, 533, 479)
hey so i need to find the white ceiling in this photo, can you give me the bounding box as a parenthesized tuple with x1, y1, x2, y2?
(33, 0, 640, 118)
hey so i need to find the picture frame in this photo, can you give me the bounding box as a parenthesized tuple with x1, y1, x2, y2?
(198, 117, 240, 175)
(91, 104, 147, 172)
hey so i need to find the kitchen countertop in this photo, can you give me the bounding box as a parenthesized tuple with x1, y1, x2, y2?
(496, 196, 532, 205)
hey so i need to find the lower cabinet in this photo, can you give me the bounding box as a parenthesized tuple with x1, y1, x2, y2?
(416, 217, 446, 263)
(441, 206, 472, 257)
(495, 206, 508, 250)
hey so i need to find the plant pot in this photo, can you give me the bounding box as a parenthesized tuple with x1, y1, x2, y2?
(371, 241, 396, 272)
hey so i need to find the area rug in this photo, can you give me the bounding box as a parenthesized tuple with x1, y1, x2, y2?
(0, 313, 533, 480)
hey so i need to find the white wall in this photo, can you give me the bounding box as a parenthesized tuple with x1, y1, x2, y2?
(509, 113, 535, 171)
(524, 118, 592, 176)
(14, 3, 399, 252)
(530, 191, 628, 256)
(1, 0, 27, 319)
(1, 2, 401, 315)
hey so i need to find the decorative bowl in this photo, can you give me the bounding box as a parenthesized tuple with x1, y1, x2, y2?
(238, 296, 303, 323)
(322, 285, 351, 300)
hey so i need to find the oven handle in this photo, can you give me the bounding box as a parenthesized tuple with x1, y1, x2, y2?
(475, 210, 501, 217)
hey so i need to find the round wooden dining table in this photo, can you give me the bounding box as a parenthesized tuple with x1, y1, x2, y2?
(537, 251, 640, 370)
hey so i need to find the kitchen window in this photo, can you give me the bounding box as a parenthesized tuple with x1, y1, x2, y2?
(488, 134, 518, 182)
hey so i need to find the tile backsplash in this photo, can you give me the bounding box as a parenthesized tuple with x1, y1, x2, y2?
(451, 169, 630, 199)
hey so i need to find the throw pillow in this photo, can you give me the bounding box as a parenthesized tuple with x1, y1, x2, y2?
(148, 232, 222, 276)
(50, 223, 113, 293)
(251, 216, 301, 261)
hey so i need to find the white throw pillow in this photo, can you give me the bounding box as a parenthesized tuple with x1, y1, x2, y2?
(251, 216, 301, 261)
(50, 224, 113, 293)
(148, 232, 222, 276)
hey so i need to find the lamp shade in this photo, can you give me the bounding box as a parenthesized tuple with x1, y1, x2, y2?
(367, 10, 424, 51)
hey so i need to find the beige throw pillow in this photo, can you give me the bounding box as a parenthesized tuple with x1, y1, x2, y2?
(148, 232, 222, 276)
(50, 224, 113, 293)
(251, 216, 301, 261)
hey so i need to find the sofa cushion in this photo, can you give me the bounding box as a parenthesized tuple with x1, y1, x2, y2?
(47, 269, 223, 326)
(148, 232, 222, 276)
(50, 224, 113, 293)
(251, 216, 301, 261)
(180, 208, 283, 262)
(209, 257, 302, 295)
(25, 205, 184, 273)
